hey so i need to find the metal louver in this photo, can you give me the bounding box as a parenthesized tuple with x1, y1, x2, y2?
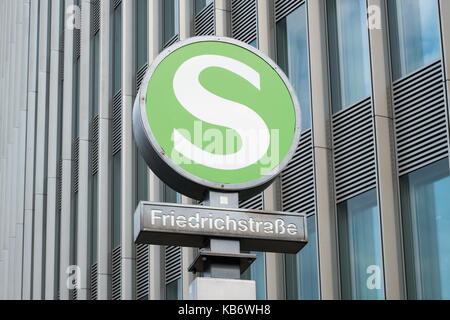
(90, 263, 98, 300)
(56, 159, 63, 212)
(59, 32, 64, 80)
(275, 0, 304, 22)
(72, 137, 80, 194)
(393, 60, 449, 176)
(136, 244, 150, 300)
(194, 2, 215, 36)
(165, 246, 181, 285)
(112, 246, 121, 300)
(112, 90, 122, 156)
(231, 0, 257, 44)
(281, 129, 315, 215)
(239, 193, 264, 211)
(332, 97, 377, 203)
(91, 0, 100, 37)
(90, 115, 99, 176)
(136, 64, 148, 95)
(74, 28, 81, 60)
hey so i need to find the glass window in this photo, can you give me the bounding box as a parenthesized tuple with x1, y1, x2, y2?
(241, 252, 266, 300)
(137, 154, 148, 204)
(276, 5, 311, 131)
(337, 189, 384, 300)
(73, 57, 80, 137)
(92, 174, 98, 264)
(166, 278, 182, 300)
(92, 32, 100, 117)
(285, 215, 319, 300)
(163, 0, 179, 45)
(388, 0, 441, 81)
(195, 0, 213, 14)
(327, 0, 371, 113)
(164, 184, 180, 204)
(400, 158, 450, 300)
(136, 0, 148, 69)
(113, 153, 121, 248)
(113, 3, 122, 95)
(73, 194, 78, 265)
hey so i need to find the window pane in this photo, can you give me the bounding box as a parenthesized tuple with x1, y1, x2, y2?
(73, 194, 78, 265)
(137, 153, 148, 203)
(240, 251, 266, 300)
(92, 174, 98, 264)
(166, 278, 182, 300)
(276, 5, 311, 131)
(195, 0, 213, 14)
(327, 0, 371, 112)
(400, 158, 450, 299)
(73, 57, 80, 137)
(113, 3, 122, 95)
(113, 153, 121, 248)
(388, 0, 441, 80)
(338, 189, 384, 300)
(137, 0, 148, 69)
(92, 32, 100, 117)
(285, 215, 319, 300)
(164, 0, 179, 44)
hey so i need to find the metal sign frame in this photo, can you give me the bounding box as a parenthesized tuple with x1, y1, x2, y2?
(133, 36, 302, 201)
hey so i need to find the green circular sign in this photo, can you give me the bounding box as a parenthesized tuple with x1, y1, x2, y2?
(133, 37, 301, 201)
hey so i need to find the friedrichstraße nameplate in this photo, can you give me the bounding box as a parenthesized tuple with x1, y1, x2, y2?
(134, 202, 307, 254)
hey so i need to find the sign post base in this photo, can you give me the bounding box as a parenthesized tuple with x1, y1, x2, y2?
(189, 277, 256, 300)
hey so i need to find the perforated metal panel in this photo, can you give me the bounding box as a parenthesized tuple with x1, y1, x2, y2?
(194, 2, 215, 36)
(72, 137, 80, 194)
(90, 263, 98, 300)
(275, 0, 304, 22)
(281, 129, 315, 215)
(136, 63, 148, 95)
(165, 246, 181, 285)
(136, 244, 150, 300)
(239, 193, 264, 210)
(112, 90, 122, 156)
(231, 0, 257, 44)
(90, 115, 99, 176)
(393, 60, 449, 176)
(112, 246, 121, 300)
(332, 97, 377, 203)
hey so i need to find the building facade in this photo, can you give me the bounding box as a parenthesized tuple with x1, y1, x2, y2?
(0, 0, 449, 300)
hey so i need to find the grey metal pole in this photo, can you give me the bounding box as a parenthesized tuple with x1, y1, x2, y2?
(307, 0, 341, 299)
(45, 0, 63, 300)
(22, 0, 40, 300)
(14, 0, 31, 300)
(97, 0, 113, 300)
(60, 0, 75, 301)
(121, 0, 137, 300)
(77, 0, 93, 301)
(148, 0, 165, 301)
(33, 0, 50, 300)
(178, 0, 196, 300)
(368, 0, 406, 300)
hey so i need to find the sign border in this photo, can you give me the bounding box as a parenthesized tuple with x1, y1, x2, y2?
(133, 36, 302, 201)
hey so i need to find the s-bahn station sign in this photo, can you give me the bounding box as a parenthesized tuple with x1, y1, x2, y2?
(133, 36, 307, 299)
